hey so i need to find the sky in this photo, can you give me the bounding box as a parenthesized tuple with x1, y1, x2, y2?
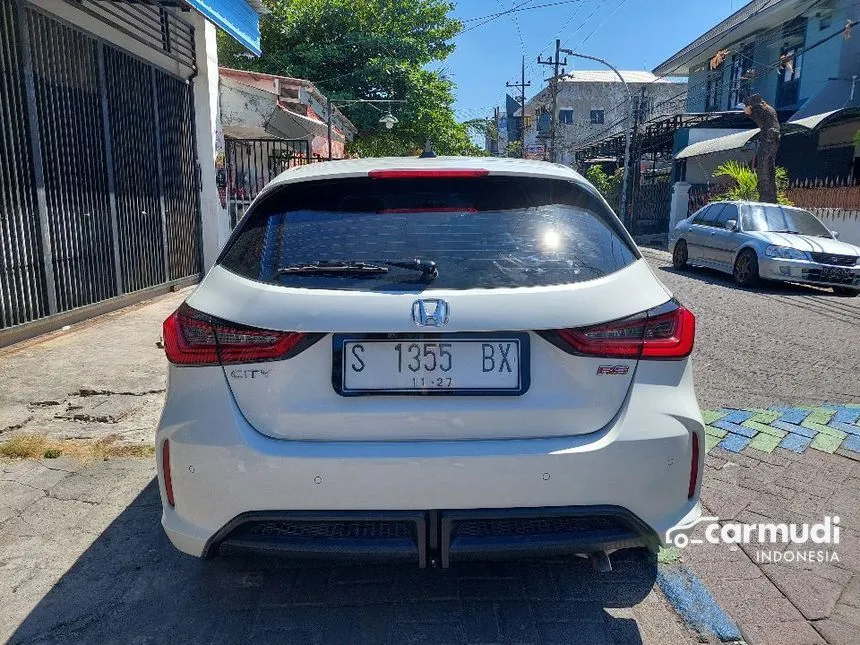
(445, 0, 744, 122)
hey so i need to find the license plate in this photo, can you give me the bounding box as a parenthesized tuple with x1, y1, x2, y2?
(333, 334, 529, 396)
(821, 267, 849, 280)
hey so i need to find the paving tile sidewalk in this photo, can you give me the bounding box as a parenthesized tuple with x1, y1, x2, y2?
(683, 445, 860, 645)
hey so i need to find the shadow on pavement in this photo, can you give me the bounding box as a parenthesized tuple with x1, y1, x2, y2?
(9, 479, 657, 645)
(657, 264, 848, 297)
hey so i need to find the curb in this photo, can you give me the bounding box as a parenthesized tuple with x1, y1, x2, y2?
(657, 563, 745, 643)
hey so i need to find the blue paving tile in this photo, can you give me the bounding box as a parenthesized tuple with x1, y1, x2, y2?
(828, 421, 860, 436)
(831, 408, 860, 424)
(720, 409, 754, 424)
(772, 420, 817, 438)
(713, 420, 758, 438)
(780, 434, 812, 453)
(841, 435, 860, 454)
(719, 434, 752, 453)
(773, 407, 812, 424)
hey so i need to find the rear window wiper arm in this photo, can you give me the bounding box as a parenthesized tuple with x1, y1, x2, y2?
(277, 261, 389, 276)
(276, 258, 438, 279)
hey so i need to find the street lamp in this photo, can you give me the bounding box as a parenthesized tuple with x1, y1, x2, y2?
(560, 49, 633, 228)
(379, 111, 398, 130)
(326, 97, 406, 160)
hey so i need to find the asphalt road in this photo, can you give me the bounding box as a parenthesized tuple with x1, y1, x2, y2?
(641, 248, 860, 410)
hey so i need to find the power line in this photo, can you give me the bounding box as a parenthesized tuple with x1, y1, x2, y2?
(460, 0, 579, 24)
(460, 0, 537, 33)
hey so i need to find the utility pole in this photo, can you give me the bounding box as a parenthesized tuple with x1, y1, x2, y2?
(628, 85, 648, 218)
(506, 56, 531, 158)
(493, 106, 500, 155)
(537, 39, 566, 163)
(559, 49, 631, 226)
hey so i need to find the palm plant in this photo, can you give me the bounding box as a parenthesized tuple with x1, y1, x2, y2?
(712, 160, 792, 205)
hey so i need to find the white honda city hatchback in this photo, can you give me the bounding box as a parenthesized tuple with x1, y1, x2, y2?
(156, 156, 704, 567)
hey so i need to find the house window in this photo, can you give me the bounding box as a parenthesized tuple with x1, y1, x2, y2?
(820, 12, 832, 29)
(705, 72, 723, 112)
(558, 109, 574, 124)
(590, 109, 604, 124)
(727, 43, 754, 109)
(777, 45, 803, 107)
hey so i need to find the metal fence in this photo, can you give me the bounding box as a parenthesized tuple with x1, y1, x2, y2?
(223, 138, 313, 227)
(629, 180, 672, 235)
(0, 1, 200, 331)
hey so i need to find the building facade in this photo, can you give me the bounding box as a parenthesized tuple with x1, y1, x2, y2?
(654, 0, 860, 184)
(521, 71, 687, 165)
(0, 0, 264, 344)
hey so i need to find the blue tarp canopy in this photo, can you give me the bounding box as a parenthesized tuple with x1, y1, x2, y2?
(185, 0, 261, 55)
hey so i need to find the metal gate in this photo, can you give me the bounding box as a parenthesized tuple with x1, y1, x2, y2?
(629, 180, 672, 236)
(224, 138, 311, 227)
(0, 1, 200, 332)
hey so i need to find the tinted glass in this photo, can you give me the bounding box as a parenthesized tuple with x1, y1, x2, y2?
(713, 203, 737, 227)
(694, 204, 724, 226)
(219, 176, 638, 291)
(741, 204, 832, 237)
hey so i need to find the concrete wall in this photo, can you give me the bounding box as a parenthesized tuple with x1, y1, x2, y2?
(191, 16, 230, 270)
(814, 210, 860, 246)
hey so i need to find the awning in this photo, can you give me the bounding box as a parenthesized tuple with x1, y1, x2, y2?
(675, 128, 759, 159)
(788, 78, 860, 129)
(184, 0, 261, 55)
(267, 106, 344, 142)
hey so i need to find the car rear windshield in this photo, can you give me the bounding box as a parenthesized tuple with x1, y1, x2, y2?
(218, 175, 637, 291)
(742, 204, 832, 237)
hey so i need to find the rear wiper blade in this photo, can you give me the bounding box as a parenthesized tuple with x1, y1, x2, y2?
(277, 261, 389, 276)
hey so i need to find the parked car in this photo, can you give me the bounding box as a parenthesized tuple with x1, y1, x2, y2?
(670, 201, 860, 296)
(156, 157, 703, 567)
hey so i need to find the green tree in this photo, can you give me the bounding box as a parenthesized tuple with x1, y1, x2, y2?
(584, 165, 622, 204)
(218, 0, 482, 156)
(713, 160, 792, 205)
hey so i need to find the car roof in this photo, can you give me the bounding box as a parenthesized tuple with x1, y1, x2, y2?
(263, 156, 588, 193)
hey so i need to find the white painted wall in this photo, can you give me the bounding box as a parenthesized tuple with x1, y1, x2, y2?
(812, 210, 860, 246)
(191, 16, 229, 271)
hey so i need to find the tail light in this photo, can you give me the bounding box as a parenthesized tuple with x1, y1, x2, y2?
(162, 303, 305, 366)
(162, 440, 175, 507)
(688, 433, 700, 499)
(553, 302, 695, 360)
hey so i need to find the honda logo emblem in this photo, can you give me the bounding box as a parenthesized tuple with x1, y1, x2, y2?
(412, 299, 449, 327)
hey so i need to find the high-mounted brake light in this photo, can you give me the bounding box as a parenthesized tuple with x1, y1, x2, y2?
(368, 169, 489, 179)
(688, 433, 700, 499)
(553, 303, 695, 360)
(162, 303, 305, 366)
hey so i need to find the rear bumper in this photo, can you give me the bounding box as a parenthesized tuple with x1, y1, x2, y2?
(156, 360, 705, 562)
(758, 256, 860, 288)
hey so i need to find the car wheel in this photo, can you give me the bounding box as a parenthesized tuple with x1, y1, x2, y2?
(833, 286, 860, 297)
(672, 240, 689, 269)
(733, 249, 759, 287)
